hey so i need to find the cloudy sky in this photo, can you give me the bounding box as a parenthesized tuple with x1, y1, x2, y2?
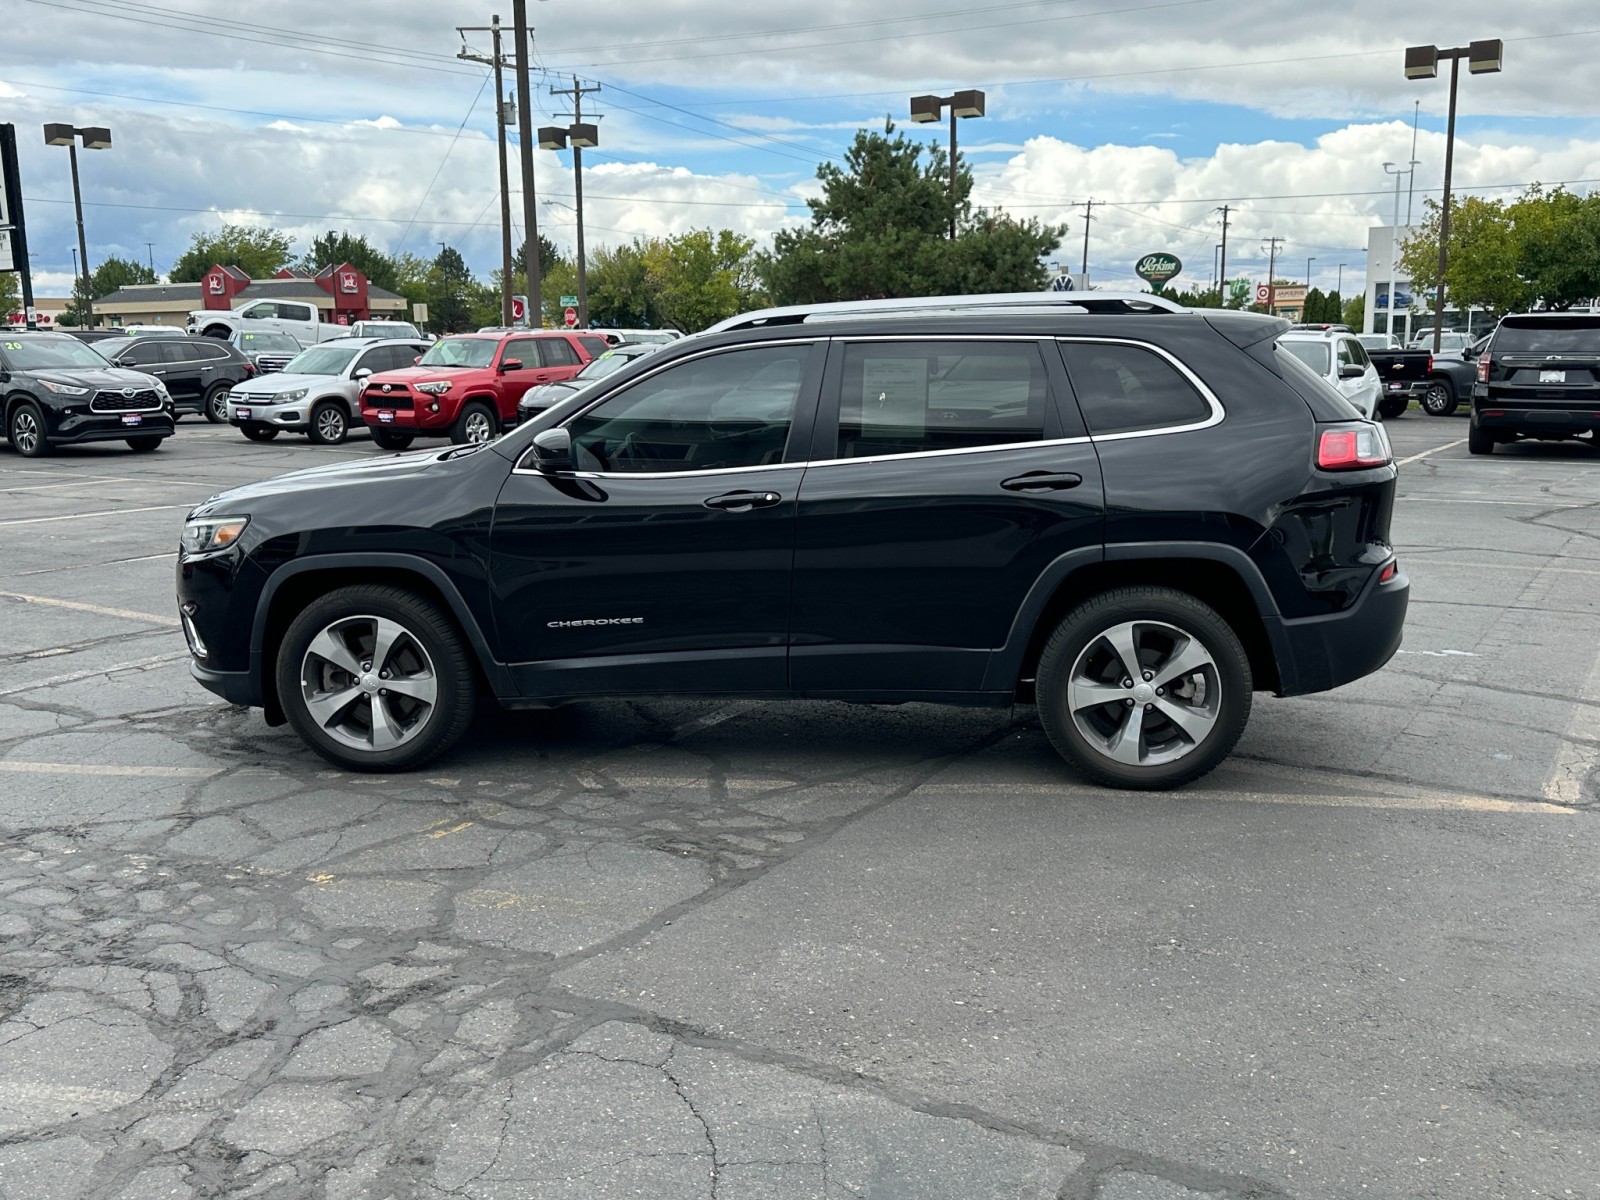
(4, 0, 1599, 298)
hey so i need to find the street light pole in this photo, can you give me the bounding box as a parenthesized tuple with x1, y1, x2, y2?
(541, 79, 602, 330)
(43, 123, 112, 329)
(511, 0, 541, 321)
(909, 90, 985, 240)
(1406, 39, 1503, 354)
(1382, 161, 1408, 340)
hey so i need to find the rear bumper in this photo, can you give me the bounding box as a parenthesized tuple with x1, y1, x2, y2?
(1268, 563, 1409, 697)
(1473, 403, 1600, 437)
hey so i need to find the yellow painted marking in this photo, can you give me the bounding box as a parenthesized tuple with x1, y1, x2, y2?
(1396, 438, 1466, 466)
(0, 761, 219, 779)
(305, 871, 336, 884)
(428, 821, 475, 839)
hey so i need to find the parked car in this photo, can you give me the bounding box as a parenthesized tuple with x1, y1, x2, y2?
(187, 300, 349, 345)
(516, 342, 662, 424)
(597, 328, 684, 346)
(359, 331, 599, 449)
(229, 330, 303, 374)
(1469, 312, 1600, 454)
(225, 338, 429, 444)
(1420, 333, 1490, 416)
(120, 324, 189, 338)
(342, 320, 424, 341)
(1, 331, 175, 457)
(1409, 329, 1476, 353)
(101, 334, 255, 422)
(65, 328, 133, 346)
(1277, 329, 1381, 419)
(1358, 339, 1431, 418)
(178, 290, 1408, 788)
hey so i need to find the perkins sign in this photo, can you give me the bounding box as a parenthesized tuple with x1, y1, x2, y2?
(1135, 253, 1182, 287)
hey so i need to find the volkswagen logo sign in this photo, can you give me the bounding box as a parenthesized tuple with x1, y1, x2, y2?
(122, 387, 137, 397)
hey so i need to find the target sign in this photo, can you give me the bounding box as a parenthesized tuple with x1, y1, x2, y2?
(1255, 284, 1271, 304)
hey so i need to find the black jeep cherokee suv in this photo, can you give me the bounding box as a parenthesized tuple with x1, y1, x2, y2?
(3, 331, 177, 456)
(1470, 312, 1600, 453)
(178, 293, 1408, 789)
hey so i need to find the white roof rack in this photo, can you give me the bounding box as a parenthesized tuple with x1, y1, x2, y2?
(705, 290, 1189, 334)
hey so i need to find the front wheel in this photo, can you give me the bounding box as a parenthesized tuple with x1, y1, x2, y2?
(1036, 587, 1252, 790)
(276, 584, 477, 772)
(308, 400, 349, 445)
(203, 383, 231, 424)
(8, 401, 52, 458)
(371, 429, 415, 451)
(1421, 379, 1458, 417)
(125, 437, 164, 452)
(451, 401, 497, 445)
(240, 422, 279, 442)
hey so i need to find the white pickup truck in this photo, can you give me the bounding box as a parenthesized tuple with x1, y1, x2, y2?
(186, 299, 351, 344)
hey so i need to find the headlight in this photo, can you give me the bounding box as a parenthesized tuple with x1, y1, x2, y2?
(38, 380, 92, 397)
(416, 381, 452, 395)
(279, 388, 309, 402)
(181, 515, 250, 556)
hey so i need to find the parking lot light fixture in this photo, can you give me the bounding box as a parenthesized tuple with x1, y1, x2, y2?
(541, 77, 601, 329)
(42, 121, 112, 329)
(908, 89, 986, 240)
(1406, 39, 1503, 354)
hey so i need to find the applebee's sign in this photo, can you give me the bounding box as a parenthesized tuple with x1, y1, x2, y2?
(1135, 253, 1182, 286)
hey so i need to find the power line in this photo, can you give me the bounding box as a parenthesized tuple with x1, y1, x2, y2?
(394, 71, 493, 254)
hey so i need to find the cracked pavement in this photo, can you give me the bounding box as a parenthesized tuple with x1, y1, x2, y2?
(1, 418, 1598, 1199)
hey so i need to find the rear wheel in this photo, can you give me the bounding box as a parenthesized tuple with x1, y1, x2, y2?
(371, 429, 415, 451)
(308, 401, 349, 445)
(125, 437, 164, 452)
(202, 325, 231, 340)
(203, 383, 231, 424)
(1377, 395, 1408, 419)
(240, 422, 279, 442)
(276, 584, 476, 772)
(1421, 379, 1458, 417)
(1468, 417, 1495, 455)
(1036, 587, 1251, 790)
(7, 402, 51, 458)
(451, 401, 497, 445)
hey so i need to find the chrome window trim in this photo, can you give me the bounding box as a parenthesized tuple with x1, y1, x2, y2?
(1055, 335, 1225, 441)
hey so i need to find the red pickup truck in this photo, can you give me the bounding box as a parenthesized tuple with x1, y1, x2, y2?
(359, 331, 606, 449)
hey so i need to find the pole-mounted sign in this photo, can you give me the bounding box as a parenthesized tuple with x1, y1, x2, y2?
(1135, 252, 1182, 287)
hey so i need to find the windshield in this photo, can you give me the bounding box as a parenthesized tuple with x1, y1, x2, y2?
(283, 346, 359, 376)
(238, 333, 300, 352)
(1357, 335, 1393, 351)
(1493, 318, 1600, 355)
(419, 338, 498, 368)
(1, 335, 112, 371)
(576, 351, 643, 381)
(1279, 340, 1331, 375)
(364, 322, 420, 339)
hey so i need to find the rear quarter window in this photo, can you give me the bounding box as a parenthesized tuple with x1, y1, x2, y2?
(1059, 341, 1214, 435)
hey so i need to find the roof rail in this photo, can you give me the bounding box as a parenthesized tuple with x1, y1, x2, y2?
(704, 290, 1189, 334)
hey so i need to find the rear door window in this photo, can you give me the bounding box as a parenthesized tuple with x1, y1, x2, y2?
(1059, 341, 1214, 435)
(539, 337, 582, 368)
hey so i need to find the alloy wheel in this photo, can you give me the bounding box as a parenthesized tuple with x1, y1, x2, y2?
(299, 614, 438, 754)
(11, 409, 41, 455)
(464, 410, 494, 443)
(1422, 383, 1454, 416)
(316, 407, 346, 443)
(1066, 619, 1222, 768)
(210, 389, 229, 421)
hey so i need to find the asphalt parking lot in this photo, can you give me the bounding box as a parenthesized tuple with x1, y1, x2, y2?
(1, 414, 1597, 1200)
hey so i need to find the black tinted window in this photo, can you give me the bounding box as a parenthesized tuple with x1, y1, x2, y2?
(539, 338, 581, 368)
(1493, 319, 1600, 355)
(836, 341, 1048, 458)
(193, 341, 231, 361)
(117, 340, 164, 366)
(1061, 342, 1212, 435)
(567, 345, 806, 473)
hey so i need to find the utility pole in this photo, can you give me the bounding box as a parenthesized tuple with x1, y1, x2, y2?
(1215, 205, 1231, 304)
(458, 16, 515, 326)
(1077, 199, 1094, 277)
(145, 242, 155, 275)
(546, 76, 602, 329)
(1262, 236, 1284, 314)
(1407, 99, 1421, 226)
(1, 124, 38, 329)
(511, 0, 541, 324)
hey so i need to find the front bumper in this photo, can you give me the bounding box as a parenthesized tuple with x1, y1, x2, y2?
(189, 658, 261, 707)
(228, 399, 312, 430)
(360, 400, 449, 433)
(49, 410, 176, 444)
(1268, 561, 1409, 696)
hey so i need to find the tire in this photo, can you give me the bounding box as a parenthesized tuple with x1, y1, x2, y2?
(451, 401, 497, 446)
(276, 584, 477, 772)
(125, 437, 164, 452)
(1421, 379, 1458, 417)
(203, 383, 231, 424)
(240, 422, 280, 442)
(7, 401, 52, 458)
(308, 400, 349, 445)
(202, 325, 231, 340)
(1377, 395, 1408, 419)
(1468, 417, 1495, 455)
(1036, 586, 1252, 790)
(371, 429, 415, 451)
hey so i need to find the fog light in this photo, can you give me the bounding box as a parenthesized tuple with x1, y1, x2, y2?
(429, 402, 439, 413)
(180, 605, 209, 659)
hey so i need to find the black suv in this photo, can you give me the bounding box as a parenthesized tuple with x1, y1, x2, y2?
(101, 335, 255, 424)
(2, 331, 176, 456)
(1470, 312, 1600, 453)
(178, 293, 1409, 789)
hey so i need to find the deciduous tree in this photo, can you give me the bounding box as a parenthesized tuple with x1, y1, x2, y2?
(170, 224, 295, 283)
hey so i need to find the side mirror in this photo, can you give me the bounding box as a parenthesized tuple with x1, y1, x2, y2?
(499, 358, 523, 374)
(413, 355, 422, 365)
(530, 427, 573, 473)
(1339, 363, 1365, 379)
(353, 368, 372, 381)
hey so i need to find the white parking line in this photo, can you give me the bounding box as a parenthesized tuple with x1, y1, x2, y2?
(0, 590, 181, 627)
(0, 652, 189, 697)
(0, 761, 220, 779)
(1418, 560, 1600, 578)
(1397, 438, 1467, 466)
(0, 504, 196, 527)
(1400, 497, 1589, 507)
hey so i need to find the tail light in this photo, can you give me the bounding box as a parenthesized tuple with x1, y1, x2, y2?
(1427, 354, 1434, 374)
(1317, 422, 1392, 470)
(1477, 354, 1490, 384)
(244, 362, 257, 376)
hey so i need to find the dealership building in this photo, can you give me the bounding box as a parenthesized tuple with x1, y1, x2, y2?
(94, 263, 408, 329)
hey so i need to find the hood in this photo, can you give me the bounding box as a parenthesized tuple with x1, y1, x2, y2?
(36, 366, 162, 390)
(519, 381, 578, 407)
(367, 366, 459, 387)
(232, 371, 343, 396)
(188, 444, 493, 516)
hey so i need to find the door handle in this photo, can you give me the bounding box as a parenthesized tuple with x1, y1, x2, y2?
(1000, 471, 1083, 492)
(703, 490, 783, 512)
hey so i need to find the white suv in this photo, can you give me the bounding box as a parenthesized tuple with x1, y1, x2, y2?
(1277, 330, 1380, 419)
(225, 338, 427, 444)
